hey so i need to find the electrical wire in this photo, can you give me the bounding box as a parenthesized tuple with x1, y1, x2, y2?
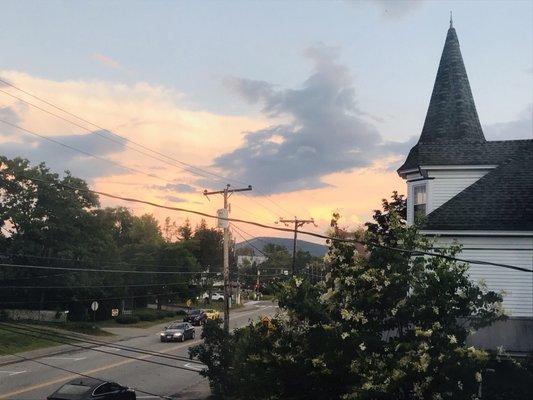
(0, 322, 204, 365)
(0, 262, 216, 275)
(1, 172, 531, 273)
(0, 78, 298, 219)
(0, 288, 191, 304)
(3, 353, 174, 400)
(0, 281, 198, 289)
(0, 324, 202, 373)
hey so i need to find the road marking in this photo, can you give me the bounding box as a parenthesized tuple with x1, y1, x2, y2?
(183, 362, 204, 371)
(0, 370, 26, 376)
(0, 340, 198, 399)
(42, 357, 86, 361)
(0, 306, 274, 399)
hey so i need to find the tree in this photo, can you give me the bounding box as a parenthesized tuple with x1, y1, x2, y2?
(191, 192, 505, 400)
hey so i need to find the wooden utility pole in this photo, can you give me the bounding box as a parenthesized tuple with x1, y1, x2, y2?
(277, 217, 317, 276)
(204, 184, 252, 332)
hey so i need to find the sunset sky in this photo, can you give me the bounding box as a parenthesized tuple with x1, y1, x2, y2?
(1, 0, 531, 243)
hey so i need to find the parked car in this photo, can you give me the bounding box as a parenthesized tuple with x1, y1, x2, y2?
(48, 377, 135, 400)
(159, 322, 196, 342)
(183, 309, 207, 326)
(201, 292, 224, 302)
(204, 309, 220, 320)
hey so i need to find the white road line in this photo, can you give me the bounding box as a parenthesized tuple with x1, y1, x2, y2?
(42, 357, 86, 361)
(0, 370, 26, 376)
(183, 362, 205, 371)
(95, 346, 122, 352)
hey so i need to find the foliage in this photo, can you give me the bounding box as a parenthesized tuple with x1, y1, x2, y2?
(115, 315, 140, 324)
(0, 157, 202, 318)
(191, 192, 505, 400)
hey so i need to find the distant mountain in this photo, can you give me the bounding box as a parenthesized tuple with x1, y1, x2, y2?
(235, 236, 327, 257)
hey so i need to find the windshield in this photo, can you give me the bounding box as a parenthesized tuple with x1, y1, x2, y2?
(168, 323, 187, 330)
(55, 383, 92, 395)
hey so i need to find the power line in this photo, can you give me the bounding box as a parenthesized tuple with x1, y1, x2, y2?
(3, 353, 174, 400)
(0, 288, 191, 305)
(0, 262, 215, 275)
(0, 118, 182, 187)
(2, 172, 532, 274)
(0, 281, 197, 289)
(0, 324, 202, 373)
(0, 252, 209, 271)
(0, 322, 203, 365)
(0, 78, 297, 218)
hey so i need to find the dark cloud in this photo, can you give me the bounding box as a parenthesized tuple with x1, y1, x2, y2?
(1, 124, 127, 180)
(372, 0, 425, 19)
(483, 105, 533, 141)
(162, 195, 188, 203)
(215, 44, 411, 194)
(150, 182, 198, 193)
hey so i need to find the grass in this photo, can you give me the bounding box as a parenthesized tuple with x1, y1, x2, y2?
(97, 315, 178, 328)
(0, 328, 64, 356)
(34, 321, 113, 336)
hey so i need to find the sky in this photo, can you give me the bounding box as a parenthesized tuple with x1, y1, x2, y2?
(0, 0, 532, 243)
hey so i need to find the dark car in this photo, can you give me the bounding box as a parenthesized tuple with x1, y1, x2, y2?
(48, 377, 135, 400)
(160, 322, 195, 342)
(183, 309, 206, 326)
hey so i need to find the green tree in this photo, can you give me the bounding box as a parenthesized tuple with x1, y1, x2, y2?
(191, 193, 505, 400)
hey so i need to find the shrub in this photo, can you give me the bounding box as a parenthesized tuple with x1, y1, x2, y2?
(116, 315, 140, 324)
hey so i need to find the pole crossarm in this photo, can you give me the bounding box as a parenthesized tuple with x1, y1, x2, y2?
(277, 217, 318, 276)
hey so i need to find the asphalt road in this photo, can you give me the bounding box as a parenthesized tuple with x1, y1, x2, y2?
(0, 301, 276, 400)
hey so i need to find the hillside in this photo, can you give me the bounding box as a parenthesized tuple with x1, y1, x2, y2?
(235, 236, 327, 257)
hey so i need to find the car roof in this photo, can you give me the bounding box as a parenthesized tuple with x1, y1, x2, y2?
(64, 377, 106, 389)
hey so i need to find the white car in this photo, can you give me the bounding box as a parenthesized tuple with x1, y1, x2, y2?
(202, 292, 224, 302)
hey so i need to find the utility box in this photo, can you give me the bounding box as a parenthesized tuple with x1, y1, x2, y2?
(217, 208, 229, 228)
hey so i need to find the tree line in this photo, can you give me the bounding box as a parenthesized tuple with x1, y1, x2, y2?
(0, 156, 226, 320)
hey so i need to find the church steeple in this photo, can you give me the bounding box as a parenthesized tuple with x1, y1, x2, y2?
(419, 22, 485, 144)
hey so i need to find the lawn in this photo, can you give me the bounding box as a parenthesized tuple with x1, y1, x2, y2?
(0, 328, 63, 356)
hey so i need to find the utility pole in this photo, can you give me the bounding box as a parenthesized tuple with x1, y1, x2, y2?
(277, 217, 317, 276)
(204, 184, 252, 332)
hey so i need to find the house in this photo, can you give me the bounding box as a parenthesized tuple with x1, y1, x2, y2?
(237, 254, 267, 268)
(397, 21, 533, 352)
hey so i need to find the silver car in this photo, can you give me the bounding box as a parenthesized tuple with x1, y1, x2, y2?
(159, 322, 195, 342)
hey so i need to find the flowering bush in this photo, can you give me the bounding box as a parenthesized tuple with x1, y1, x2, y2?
(191, 193, 505, 399)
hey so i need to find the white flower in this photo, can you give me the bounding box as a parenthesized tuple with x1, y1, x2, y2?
(341, 332, 349, 340)
(447, 334, 457, 344)
(359, 342, 366, 351)
(475, 372, 482, 382)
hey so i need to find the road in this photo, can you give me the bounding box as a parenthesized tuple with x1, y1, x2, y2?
(0, 301, 276, 399)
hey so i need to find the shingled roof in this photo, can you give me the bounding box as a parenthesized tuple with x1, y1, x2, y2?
(398, 23, 489, 173)
(424, 146, 533, 231)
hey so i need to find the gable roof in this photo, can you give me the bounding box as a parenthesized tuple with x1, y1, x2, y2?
(423, 146, 533, 231)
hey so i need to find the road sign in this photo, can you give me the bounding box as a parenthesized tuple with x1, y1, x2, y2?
(91, 301, 99, 311)
(111, 308, 119, 317)
(186, 299, 192, 308)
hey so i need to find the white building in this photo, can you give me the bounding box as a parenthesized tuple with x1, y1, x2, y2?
(397, 22, 532, 352)
(237, 255, 267, 268)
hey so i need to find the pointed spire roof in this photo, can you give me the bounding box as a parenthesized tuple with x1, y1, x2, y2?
(419, 24, 485, 144)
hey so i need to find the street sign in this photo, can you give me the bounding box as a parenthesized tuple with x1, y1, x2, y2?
(91, 301, 99, 311)
(111, 308, 119, 317)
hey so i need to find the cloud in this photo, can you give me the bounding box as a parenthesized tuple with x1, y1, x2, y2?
(151, 182, 198, 193)
(483, 105, 533, 141)
(1, 126, 127, 179)
(162, 195, 188, 203)
(215, 44, 410, 194)
(92, 53, 122, 70)
(372, 0, 425, 19)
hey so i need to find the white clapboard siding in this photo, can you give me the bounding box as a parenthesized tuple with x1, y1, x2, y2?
(426, 169, 490, 213)
(434, 235, 533, 317)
